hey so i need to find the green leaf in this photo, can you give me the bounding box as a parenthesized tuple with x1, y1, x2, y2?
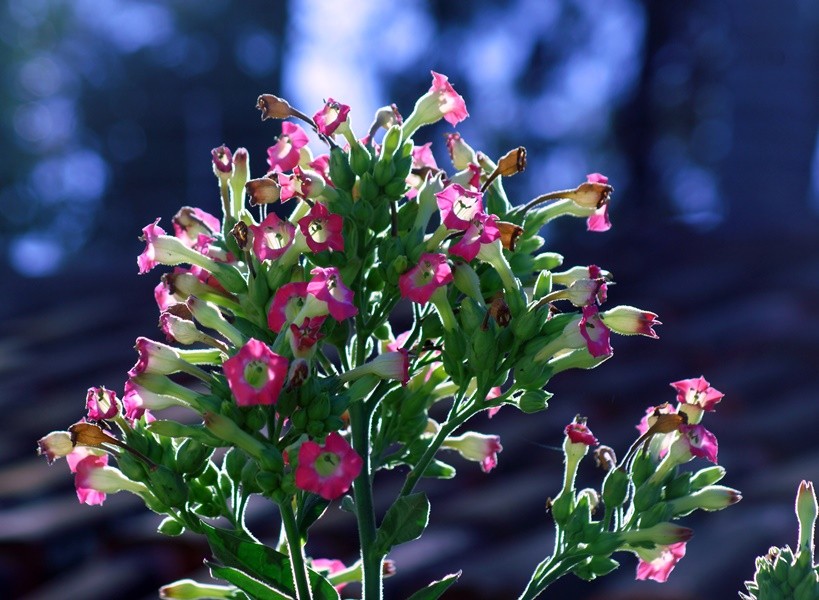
(208, 562, 293, 600)
(422, 459, 456, 479)
(297, 494, 330, 538)
(405, 571, 462, 600)
(374, 492, 430, 556)
(204, 524, 340, 600)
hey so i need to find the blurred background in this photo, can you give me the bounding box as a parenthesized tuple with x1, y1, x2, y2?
(1, 0, 818, 598)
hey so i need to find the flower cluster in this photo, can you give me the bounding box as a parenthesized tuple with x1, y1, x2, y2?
(38, 71, 737, 600)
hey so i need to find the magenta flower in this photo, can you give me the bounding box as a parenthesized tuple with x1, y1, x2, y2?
(635, 542, 687, 583)
(309, 154, 332, 186)
(585, 173, 612, 232)
(306, 267, 358, 322)
(588, 264, 608, 303)
(277, 167, 313, 202)
(266, 121, 309, 173)
(249, 213, 296, 262)
(399, 253, 453, 304)
(405, 71, 469, 132)
(295, 432, 363, 500)
(137, 218, 167, 274)
(579, 305, 613, 357)
(311, 559, 349, 592)
(600, 305, 661, 338)
(128, 337, 184, 377)
(222, 339, 289, 407)
(443, 432, 503, 473)
(211, 145, 233, 175)
(298, 203, 345, 253)
(435, 184, 484, 230)
(267, 282, 309, 332)
(289, 316, 326, 358)
(172, 207, 221, 248)
(670, 376, 724, 412)
(412, 142, 439, 170)
(86, 387, 119, 421)
(341, 349, 410, 386)
(313, 98, 350, 137)
(68, 448, 109, 506)
(449, 212, 501, 262)
(636, 403, 677, 435)
(122, 379, 151, 423)
(565, 422, 599, 447)
(679, 423, 719, 464)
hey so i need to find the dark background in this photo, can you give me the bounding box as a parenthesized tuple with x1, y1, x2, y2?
(2, 1, 818, 598)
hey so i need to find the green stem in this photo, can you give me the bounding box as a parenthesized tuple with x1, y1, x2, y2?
(350, 398, 382, 600)
(518, 553, 587, 600)
(278, 499, 313, 600)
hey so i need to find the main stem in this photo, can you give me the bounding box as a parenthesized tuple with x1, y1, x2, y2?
(351, 397, 382, 599)
(278, 499, 312, 600)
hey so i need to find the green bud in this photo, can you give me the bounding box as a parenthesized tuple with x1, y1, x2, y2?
(358, 173, 379, 204)
(256, 470, 281, 494)
(351, 198, 373, 227)
(458, 298, 485, 332)
(224, 447, 248, 481)
(690, 465, 726, 489)
(259, 447, 284, 473)
(511, 305, 546, 342)
(117, 452, 148, 483)
(198, 463, 218, 487)
(324, 415, 345, 432)
(175, 438, 214, 476)
(533, 252, 564, 272)
(630, 450, 656, 487)
(633, 481, 663, 513)
(307, 395, 331, 421)
(329, 147, 356, 191)
(291, 409, 308, 431)
(157, 516, 185, 536)
(380, 125, 402, 159)
(276, 390, 298, 418)
(637, 502, 671, 529)
(551, 492, 573, 527)
(150, 465, 189, 508)
(366, 267, 385, 291)
(513, 389, 552, 414)
(240, 460, 261, 494)
(443, 330, 467, 364)
(307, 421, 324, 437)
(664, 472, 693, 500)
(373, 158, 395, 187)
(386, 256, 409, 285)
(533, 270, 553, 300)
(384, 176, 409, 198)
(245, 406, 267, 432)
(348, 138, 372, 176)
(602, 467, 629, 508)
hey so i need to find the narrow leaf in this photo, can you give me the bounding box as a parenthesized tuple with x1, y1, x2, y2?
(405, 571, 461, 600)
(207, 562, 293, 600)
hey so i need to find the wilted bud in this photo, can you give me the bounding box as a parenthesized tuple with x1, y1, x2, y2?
(373, 103, 403, 129)
(496, 146, 527, 177)
(594, 445, 617, 470)
(257, 94, 295, 120)
(37, 431, 75, 464)
(496, 221, 524, 251)
(565, 180, 612, 209)
(485, 294, 511, 329)
(246, 176, 282, 206)
(231, 220, 249, 250)
(211, 145, 233, 177)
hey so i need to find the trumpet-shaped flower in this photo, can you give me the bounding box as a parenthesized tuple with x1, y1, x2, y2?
(267, 282, 309, 332)
(399, 253, 453, 304)
(436, 184, 484, 230)
(223, 339, 289, 406)
(635, 542, 687, 583)
(585, 173, 612, 232)
(306, 267, 358, 322)
(298, 203, 345, 253)
(86, 386, 119, 421)
(449, 212, 500, 262)
(266, 121, 309, 173)
(313, 98, 350, 137)
(295, 432, 363, 500)
(443, 432, 503, 473)
(249, 213, 296, 262)
(579, 305, 613, 357)
(670, 376, 724, 412)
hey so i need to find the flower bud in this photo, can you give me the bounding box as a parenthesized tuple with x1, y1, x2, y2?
(796, 480, 817, 556)
(256, 94, 295, 120)
(600, 305, 661, 338)
(37, 431, 75, 464)
(619, 522, 694, 546)
(602, 467, 629, 508)
(669, 485, 742, 517)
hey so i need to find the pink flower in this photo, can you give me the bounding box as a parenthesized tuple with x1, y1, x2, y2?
(137, 218, 167, 274)
(249, 213, 296, 262)
(445, 133, 478, 170)
(313, 98, 350, 137)
(600, 305, 661, 338)
(588, 265, 608, 303)
(172, 207, 221, 248)
(86, 386, 119, 421)
(407, 71, 469, 129)
(211, 145, 233, 174)
(311, 559, 349, 592)
(679, 423, 719, 464)
(585, 173, 611, 232)
(565, 422, 599, 446)
(222, 339, 289, 406)
(298, 203, 345, 253)
(636, 403, 677, 435)
(635, 542, 687, 583)
(267, 282, 309, 332)
(309, 154, 332, 186)
(342, 350, 410, 386)
(128, 337, 184, 377)
(443, 432, 503, 473)
(670, 376, 724, 412)
(277, 166, 313, 201)
(579, 305, 612, 357)
(399, 253, 453, 304)
(306, 267, 358, 322)
(68, 448, 109, 506)
(295, 432, 363, 500)
(412, 142, 439, 170)
(266, 121, 309, 173)
(122, 379, 151, 423)
(449, 212, 501, 262)
(435, 184, 484, 230)
(289, 316, 326, 358)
